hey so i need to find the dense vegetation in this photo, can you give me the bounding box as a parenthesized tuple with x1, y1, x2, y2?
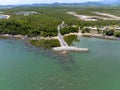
(114, 31, 120, 37)
(0, 7, 78, 37)
(0, 6, 120, 37)
(61, 27, 79, 35)
(104, 29, 120, 37)
(0, 6, 120, 48)
(81, 28, 91, 33)
(105, 29, 114, 36)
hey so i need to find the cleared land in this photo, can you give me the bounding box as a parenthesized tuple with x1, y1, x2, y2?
(67, 11, 120, 21)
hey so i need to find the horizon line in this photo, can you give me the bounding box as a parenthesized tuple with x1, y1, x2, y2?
(0, 1, 103, 6)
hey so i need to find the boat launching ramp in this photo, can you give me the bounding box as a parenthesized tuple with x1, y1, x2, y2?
(53, 22, 88, 52)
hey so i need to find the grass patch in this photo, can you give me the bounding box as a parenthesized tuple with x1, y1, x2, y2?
(64, 35, 80, 45)
(30, 39, 60, 49)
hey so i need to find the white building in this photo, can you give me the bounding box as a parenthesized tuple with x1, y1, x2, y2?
(16, 11, 38, 16)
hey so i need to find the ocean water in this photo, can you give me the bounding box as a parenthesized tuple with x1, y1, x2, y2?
(0, 37, 120, 90)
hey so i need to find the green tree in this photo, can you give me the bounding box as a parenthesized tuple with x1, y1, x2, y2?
(114, 31, 120, 37)
(105, 29, 114, 36)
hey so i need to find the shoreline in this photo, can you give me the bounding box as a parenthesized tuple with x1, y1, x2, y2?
(0, 32, 120, 41)
(61, 33, 119, 40)
(0, 33, 119, 51)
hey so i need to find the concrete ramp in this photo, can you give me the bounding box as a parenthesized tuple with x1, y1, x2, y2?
(53, 46, 89, 52)
(53, 23, 89, 52)
(58, 33, 68, 47)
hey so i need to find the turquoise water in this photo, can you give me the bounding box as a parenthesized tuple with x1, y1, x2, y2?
(0, 37, 120, 90)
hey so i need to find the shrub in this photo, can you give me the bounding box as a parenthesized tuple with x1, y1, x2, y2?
(105, 29, 114, 36)
(97, 29, 101, 34)
(114, 31, 120, 37)
(84, 28, 90, 33)
(81, 29, 85, 33)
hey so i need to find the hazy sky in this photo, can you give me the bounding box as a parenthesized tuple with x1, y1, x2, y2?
(0, 0, 103, 5)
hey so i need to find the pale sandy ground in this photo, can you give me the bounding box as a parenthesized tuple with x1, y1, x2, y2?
(93, 12, 120, 20)
(67, 11, 120, 21)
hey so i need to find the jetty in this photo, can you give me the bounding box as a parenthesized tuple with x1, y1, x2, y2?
(53, 22, 89, 52)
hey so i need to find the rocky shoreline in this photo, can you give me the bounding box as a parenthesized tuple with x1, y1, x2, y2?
(0, 33, 120, 41)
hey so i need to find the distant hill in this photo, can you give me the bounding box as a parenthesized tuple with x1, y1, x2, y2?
(24, 2, 104, 7)
(100, 0, 120, 5)
(0, 1, 120, 8)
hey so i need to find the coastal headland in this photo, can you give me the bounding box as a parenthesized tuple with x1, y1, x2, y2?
(0, 6, 120, 49)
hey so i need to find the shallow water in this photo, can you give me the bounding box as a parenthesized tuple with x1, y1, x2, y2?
(0, 37, 120, 90)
